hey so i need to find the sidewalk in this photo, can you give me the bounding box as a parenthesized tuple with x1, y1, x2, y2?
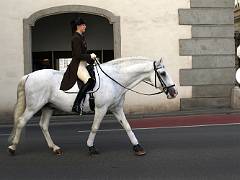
(1, 108, 240, 127)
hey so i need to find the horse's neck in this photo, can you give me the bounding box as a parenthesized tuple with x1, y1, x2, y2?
(103, 59, 153, 89)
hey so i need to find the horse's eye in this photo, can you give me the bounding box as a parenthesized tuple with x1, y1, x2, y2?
(160, 71, 166, 76)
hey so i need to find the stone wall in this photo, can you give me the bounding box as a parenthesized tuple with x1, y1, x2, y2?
(179, 0, 235, 110)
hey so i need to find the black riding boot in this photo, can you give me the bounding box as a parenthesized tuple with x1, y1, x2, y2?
(72, 78, 95, 113)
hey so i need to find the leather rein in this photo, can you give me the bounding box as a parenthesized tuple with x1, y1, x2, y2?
(91, 60, 175, 96)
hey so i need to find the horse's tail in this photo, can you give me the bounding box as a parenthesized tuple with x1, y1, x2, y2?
(9, 75, 28, 142)
(14, 75, 28, 124)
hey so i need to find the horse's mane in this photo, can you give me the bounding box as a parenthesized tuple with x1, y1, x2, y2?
(54, 57, 154, 76)
(103, 56, 153, 67)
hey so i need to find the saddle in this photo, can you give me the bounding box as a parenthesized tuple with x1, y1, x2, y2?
(76, 64, 96, 111)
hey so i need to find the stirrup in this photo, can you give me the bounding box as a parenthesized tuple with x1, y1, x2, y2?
(79, 106, 83, 115)
(72, 105, 80, 113)
(79, 101, 85, 115)
(72, 106, 83, 115)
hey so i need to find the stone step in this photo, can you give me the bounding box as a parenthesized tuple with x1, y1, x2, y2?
(181, 97, 230, 110)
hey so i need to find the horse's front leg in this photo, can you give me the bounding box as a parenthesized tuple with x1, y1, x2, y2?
(87, 106, 108, 155)
(111, 108, 146, 156)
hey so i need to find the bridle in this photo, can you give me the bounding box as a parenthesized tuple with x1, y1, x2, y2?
(91, 59, 175, 96)
(152, 61, 176, 95)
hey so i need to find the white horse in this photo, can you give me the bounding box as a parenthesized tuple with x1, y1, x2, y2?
(8, 57, 177, 156)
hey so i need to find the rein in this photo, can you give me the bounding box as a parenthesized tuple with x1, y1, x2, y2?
(94, 60, 170, 96)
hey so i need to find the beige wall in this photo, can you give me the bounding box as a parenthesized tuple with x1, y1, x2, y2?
(0, 0, 191, 118)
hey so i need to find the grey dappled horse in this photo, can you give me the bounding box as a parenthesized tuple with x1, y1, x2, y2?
(8, 57, 178, 156)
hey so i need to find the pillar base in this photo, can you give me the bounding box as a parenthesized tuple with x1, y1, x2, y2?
(231, 86, 240, 109)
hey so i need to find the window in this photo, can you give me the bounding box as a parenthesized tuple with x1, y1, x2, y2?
(58, 58, 72, 71)
(32, 50, 113, 71)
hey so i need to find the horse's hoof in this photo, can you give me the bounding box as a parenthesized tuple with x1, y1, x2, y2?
(133, 144, 146, 156)
(89, 146, 99, 155)
(54, 149, 63, 156)
(8, 148, 16, 156)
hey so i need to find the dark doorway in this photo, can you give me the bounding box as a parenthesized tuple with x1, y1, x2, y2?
(32, 13, 114, 71)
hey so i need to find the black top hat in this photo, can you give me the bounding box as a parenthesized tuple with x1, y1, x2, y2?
(71, 17, 86, 33)
(73, 17, 86, 26)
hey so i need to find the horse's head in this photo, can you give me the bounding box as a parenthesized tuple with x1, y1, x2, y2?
(149, 59, 178, 99)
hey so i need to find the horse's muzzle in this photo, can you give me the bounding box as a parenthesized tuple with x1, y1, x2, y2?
(167, 87, 178, 99)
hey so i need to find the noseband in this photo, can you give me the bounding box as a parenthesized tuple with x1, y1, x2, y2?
(153, 61, 175, 95)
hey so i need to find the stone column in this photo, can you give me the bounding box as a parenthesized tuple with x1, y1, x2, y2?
(179, 0, 235, 110)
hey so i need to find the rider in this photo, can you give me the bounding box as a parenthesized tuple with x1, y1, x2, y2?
(60, 17, 96, 113)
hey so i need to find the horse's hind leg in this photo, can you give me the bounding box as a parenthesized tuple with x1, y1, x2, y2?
(39, 107, 62, 155)
(111, 107, 146, 156)
(8, 108, 35, 155)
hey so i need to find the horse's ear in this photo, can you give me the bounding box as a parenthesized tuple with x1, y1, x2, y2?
(160, 58, 163, 63)
(155, 58, 162, 67)
(159, 58, 163, 64)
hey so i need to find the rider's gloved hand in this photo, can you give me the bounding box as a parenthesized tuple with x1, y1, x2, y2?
(90, 53, 97, 60)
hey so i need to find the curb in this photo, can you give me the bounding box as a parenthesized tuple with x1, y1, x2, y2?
(1, 108, 240, 127)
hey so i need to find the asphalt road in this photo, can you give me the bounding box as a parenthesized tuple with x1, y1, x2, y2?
(0, 120, 240, 180)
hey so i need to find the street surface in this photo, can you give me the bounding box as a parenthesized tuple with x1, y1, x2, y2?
(0, 114, 240, 180)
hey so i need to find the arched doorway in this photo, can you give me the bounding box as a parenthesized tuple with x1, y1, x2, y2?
(32, 13, 114, 71)
(23, 5, 121, 74)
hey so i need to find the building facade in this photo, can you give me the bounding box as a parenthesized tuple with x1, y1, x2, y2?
(0, 0, 235, 122)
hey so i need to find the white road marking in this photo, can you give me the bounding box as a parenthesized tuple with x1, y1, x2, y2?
(1, 122, 240, 136)
(77, 122, 240, 133)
